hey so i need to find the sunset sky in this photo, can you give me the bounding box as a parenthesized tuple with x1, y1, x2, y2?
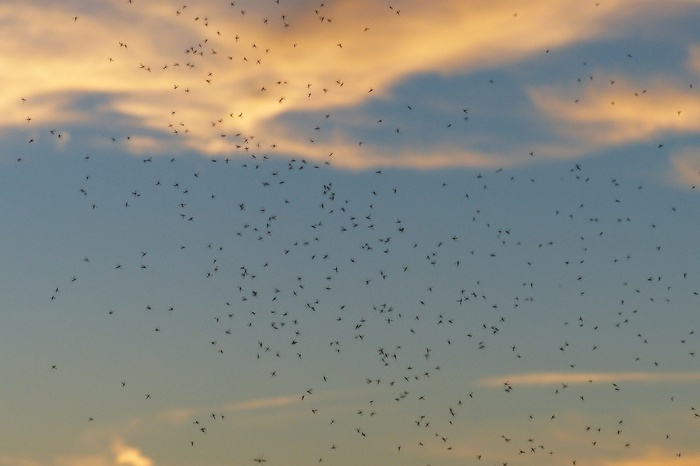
(1, 1, 700, 465)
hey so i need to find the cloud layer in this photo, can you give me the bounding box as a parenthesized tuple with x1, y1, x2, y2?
(2, 0, 700, 174)
(478, 371, 700, 387)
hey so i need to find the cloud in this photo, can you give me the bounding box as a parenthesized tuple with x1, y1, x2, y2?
(112, 440, 154, 466)
(600, 448, 700, 466)
(222, 394, 300, 412)
(335, 145, 530, 171)
(688, 43, 700, 75)
(53, 456, 114, 466)
(669, 149, 700, 187)
(53, 440, 154, 466)
(477, 371, 700, 387)
(3, 0, 698, 169)
(529, 63, 700, 189)
(0, 456, 43, 466)
(530, 79, 700, 146)
(151, 394, 302, 427)
(0, 439, 155, 466)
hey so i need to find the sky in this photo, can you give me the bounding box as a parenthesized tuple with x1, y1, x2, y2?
(1, 0, 700, 465)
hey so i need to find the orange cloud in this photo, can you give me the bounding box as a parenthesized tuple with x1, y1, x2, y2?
(601, 448, 700, 466)
(112, 440, 154, 466)
(0, 440, 155, 466)
(151, 394, 302, 427)
(3, 0, 697, 169)
(477, 371, 700, 387)
(530, 79, 700, 146)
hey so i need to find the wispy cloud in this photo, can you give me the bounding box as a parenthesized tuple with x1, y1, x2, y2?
(0, 439, 156, 466)
(0, 456, 43, 466)
(151, 393, 303, 427)
(53, 457, 113, 466)
(3, 0, 698, 169)
(600, 448, 700, 466)
(687, 43, 700, 74)
(477, 371, 700, 387)
(221, 394, 301, 412)
(530, 79, 700, 146)
(669, 149, 700, 187)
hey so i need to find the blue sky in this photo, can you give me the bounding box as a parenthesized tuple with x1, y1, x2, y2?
(1, 1, 700, 465)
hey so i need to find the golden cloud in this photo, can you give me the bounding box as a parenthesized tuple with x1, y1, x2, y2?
(530, 79, 700, 146)
(149, 394, 301, 428)
(112, 440, 154, 466)
(601, 448, 700, 466)
(477, 371, 700, 387)
(2, 0, 698, 169)
(0, 440, 155, 466)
